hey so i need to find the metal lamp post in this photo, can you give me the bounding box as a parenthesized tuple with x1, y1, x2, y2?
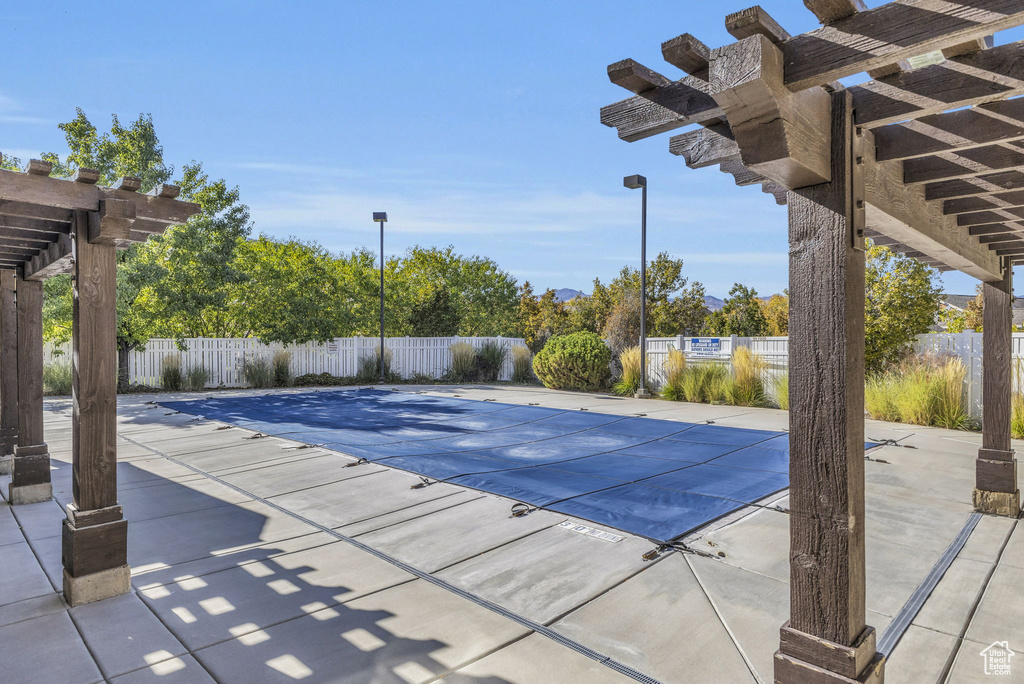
(373, 212, 388, 383)
(623, 175, 650, 398)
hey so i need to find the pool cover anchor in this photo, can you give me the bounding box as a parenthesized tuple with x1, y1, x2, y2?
(869, 434, 917, 449)
(643, 541, 722, 562)
(410, 476, 434, 489)
(509, 502, 535, 518)
(344, 457, 369, 468)
(245, 432, 267, 440)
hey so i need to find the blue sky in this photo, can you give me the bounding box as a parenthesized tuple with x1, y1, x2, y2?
(2, 2, 1021, 298)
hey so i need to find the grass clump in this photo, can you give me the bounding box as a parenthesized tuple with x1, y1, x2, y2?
(613, 346, 644, 396)
(243, 355, 274, 389)
(724, 346, 768, 407)
(408, 371, 436, 384)
(160, 356, 184, 391)
(476, 341, 507, 382)
(511, 346, 534, 384)
(660, 349, 687, 401)
(772, 371, 789, 411)
(1013, 360, 1024, 440)
(532, 332, 611, 392)
(447, 342, 477, 383)
(43, 360, 73, 396)
(677, 361, 729, 403)
(272, 350, 294, 387)
(356, 347, 399, 383)
(864, 353, 970, 429)
(183, 364, 209, 392)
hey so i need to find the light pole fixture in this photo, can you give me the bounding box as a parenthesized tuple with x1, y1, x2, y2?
(623, 175, 650, 399)
(373, 212, 388, 383)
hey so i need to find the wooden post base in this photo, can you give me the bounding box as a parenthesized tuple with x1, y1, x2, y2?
(973, 488, 1022, 518)
(8, 482, 52, 505)
(776, 623, 884, 683)
(0, 426, 15, 458)
(10, 443, 50, 495)
(62, 565, 130, 607)
(62, 510, 129, 605)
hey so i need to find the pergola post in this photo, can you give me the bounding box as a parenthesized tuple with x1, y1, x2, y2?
(0, 269, 17, 475)
(8, 271, 50, 505)
(62, 204, 133, 606)
(974, 262, 1020, 516)
(774, 91, 883, 683)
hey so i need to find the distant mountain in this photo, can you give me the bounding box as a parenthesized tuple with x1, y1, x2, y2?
(554, 288, 586, 302)
(704, 296, 725, 311)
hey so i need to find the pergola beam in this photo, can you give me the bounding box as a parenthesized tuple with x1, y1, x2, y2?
(904, 146, 1024, 184)
(600, 77, 722, 142)
(945, 189, 1024, 215)
(783, 0, 1024, 91)
(925, 170, 1024, 200)
(668, 123, 740, 169)
(957, 207, 1024, 226)
(22, 234, 73, 281)
(864, 130, 1003, 281)
(850, 39, 1024, 128)
(0, 168, 199, 225)
(874, 99, 1024, 162)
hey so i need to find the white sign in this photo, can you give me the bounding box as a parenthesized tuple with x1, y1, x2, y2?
(689, 337, 722, 357)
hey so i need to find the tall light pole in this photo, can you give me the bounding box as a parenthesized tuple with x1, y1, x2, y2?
(373, 212, 388, 383)
(623, 175, 650, 398)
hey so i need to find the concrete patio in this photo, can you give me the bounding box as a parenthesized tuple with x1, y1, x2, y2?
(0, 384, 1021, 683)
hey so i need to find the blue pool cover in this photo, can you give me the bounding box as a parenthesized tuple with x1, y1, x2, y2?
(162, 389, 864, 543)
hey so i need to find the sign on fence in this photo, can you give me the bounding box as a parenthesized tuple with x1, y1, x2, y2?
(688, 338, 722, 357)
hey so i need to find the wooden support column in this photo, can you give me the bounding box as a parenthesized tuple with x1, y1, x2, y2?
(62, 203, 133, 606)
(8, 270, 50, 504)
(0, 269, 17, 475)
(774, 91, 884, 684)
(974, 261, 1021, 516)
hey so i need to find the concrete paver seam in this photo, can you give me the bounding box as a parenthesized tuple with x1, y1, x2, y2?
(118, 430, 668, 684)
(940, 517, 1019, 684)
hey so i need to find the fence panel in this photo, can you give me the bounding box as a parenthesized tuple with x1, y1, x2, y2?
(45, 336, 527, 389)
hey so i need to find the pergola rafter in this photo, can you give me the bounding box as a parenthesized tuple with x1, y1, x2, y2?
(602, 3, 1024, 682)
(0, 157, 200, 607)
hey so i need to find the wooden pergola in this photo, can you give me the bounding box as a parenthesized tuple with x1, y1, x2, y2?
(602, 2, 1023, 682)
(0, 157, 199, 605)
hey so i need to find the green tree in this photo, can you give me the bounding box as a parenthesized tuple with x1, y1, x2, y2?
(864, 243, 941, 371)
(394, 246, 518, 336)
(408, 286, 461, 337)
(702, 283, 770, 336)
(40, 110, 178, 388)
(604, 252, 707, 337)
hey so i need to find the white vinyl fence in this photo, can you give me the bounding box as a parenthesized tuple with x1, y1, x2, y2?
(44, 336, 527, 388)
(643, 332, 1023, 419)
(645, 335, 790, 391)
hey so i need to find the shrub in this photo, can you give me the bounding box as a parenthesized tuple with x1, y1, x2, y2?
(613, 346, 644, 396)
(532, 332, 611, 392)
(43, 360, 73, 396)
(243, 355, 274, 389)
(183, 364, 209, 392)
(724, 346, 768, 407)
(408, 371, 435, 384)
(476, 341, 507, 382)
(447, 342, 477, 383)
(1013, 360, 1024, 440)
(932, 358, 969, 430)
(272, 350, 294, 387)
(356, 347, 399, 383)
(661, 349, 687, 401)
(160, 356, 183, 392)
(511, 346, 534, 384)
(772, 371, 789, 411)
(294, 372, 360, 387)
